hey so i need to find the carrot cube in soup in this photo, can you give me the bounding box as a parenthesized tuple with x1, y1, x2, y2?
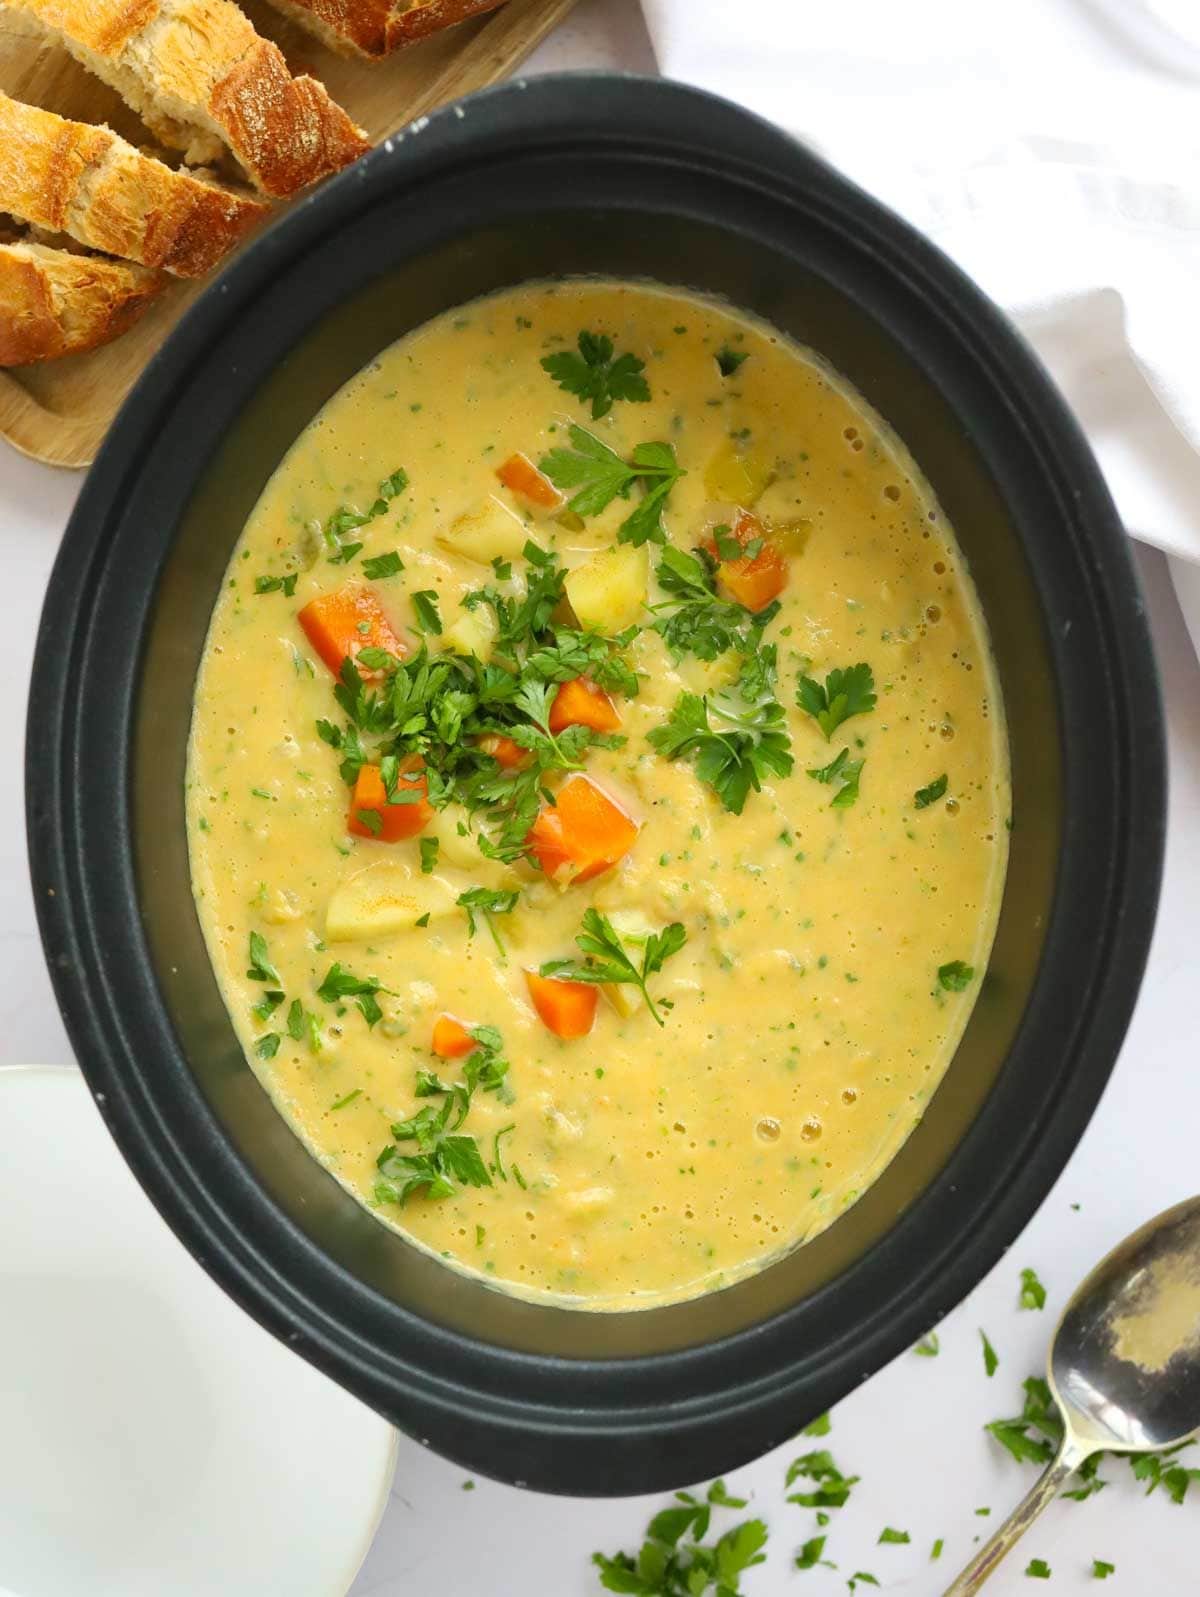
(707, 510, 788, 613)
(548, 677, 621, 735)
(525, 970, 598, 1040)
(299, 584, 404, 677)
(347, 758, 432, 841)
(477, 733, 528, 769)
(525, 774, 638, 884)
(496, 452, 563, 512)
(432, 1014, 476, 1058)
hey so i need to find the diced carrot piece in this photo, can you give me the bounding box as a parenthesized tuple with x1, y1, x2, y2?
(548, 676, 622, 735)
(497, 452, 563, 511)
(525, 970, 598, 1040)
(478, 733, 528, 769)
(706, 509, 788, 613)
(525, 774, 638, 884)
(432, 1014, 476, 1058)
(347, 757, 432, 841)
(299, 584, 404, 677)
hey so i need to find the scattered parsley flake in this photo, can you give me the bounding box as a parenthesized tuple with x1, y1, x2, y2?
(715, 346, 749, 377)
(411, 590, 443, 635)
(1020, 1267, 1047, 1311)
(878, 1528, 910, 1545)
(1026, 1558, 1051, 1579)
(786, 1450, 859, 1512)
(939, 960, 975, 992)
(981, 1329, 999, 1377)
(1092, 1560, 1115, 1579)
(914, 1333, 940, 1357)
(807, 746, 864, 809)
(914, 773, 948, 808)
(362, 550, 404, 581)
(420, 836, 440, 875)
(795, 1535, 833, 1572)
(803, 1413, 832, 1437)
(246, 931, 279, 984)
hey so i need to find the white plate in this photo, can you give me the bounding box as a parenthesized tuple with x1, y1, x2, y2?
(0, 1066, 397, 1597)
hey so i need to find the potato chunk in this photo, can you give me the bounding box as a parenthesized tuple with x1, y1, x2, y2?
(326, 860, 456, 942)
(564, 544, 648, 632)
(438, 496, 530, 566)
(442, 602, 498, 660)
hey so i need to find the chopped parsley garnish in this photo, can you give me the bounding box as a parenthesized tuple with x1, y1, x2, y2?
(316, 962, 389, 1027)
(361, 550, 404, 581)
(914, 773, 948, 808)
(541, 908, 686, 1027)
(1093, 1560, 1115, 1579)
(914, 1332, 940, 1357)
(321, 467, 408, 561)
(705, 1481, 747, 1509)
(254, 1033, 280, 1059)
(878, 1528, 910, 1544)
(649, 645, 793, 814)
(795, 1535, 833, 1572)
(797, 662, 876, 741)
(411, 589, 443, 635)
(375, 1028, 511, 1206)
(540, 330, 651, 419)
(419, 836, 439, 874)
(786, 1450, 859, 1512)
(331, 1088, 361, 1111)
(847, 1575, 879, 1591)
(286, 998, 322, 1053)
(254, 572, 299, 597)
(592, 1487, 767, 1596)
(807, 747, 863, 809)
(939, 960, 976, 992)
(251, 988, 285, 1022)
(1026, 1558, 1051, 1579)
(316, 544, 635, 864)
(649, 544, 777, 662)
(538, 425, 684, 546)
(981, 1329, 999, 1377)
(246, 931, 279, 984)
(1020, 1267, 1047, 1311)
(931, 1539, 944, 1560)
(803, 1412, 832, 1437)
(715, 346, 749, 377)
(457, 886, 520, 958)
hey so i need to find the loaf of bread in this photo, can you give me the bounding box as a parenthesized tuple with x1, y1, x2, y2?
(0, 93, 269, 277)
(3, 0, 371, 198)
(264, 0, 504, 60)
(0, 238, 161, 364)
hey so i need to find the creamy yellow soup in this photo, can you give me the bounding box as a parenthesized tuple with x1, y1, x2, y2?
(187, 279, 1009, 1311)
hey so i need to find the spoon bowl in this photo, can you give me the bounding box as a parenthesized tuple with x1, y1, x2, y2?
(948, 1195, 1200, 1593)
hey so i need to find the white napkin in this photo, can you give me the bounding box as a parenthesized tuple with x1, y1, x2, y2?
(640, 0, 1200, 651)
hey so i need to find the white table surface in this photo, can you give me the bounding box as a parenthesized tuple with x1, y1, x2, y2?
(4, 3, 1199, 1592)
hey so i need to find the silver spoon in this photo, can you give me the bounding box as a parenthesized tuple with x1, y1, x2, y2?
(946, 1195, 1200, 1593)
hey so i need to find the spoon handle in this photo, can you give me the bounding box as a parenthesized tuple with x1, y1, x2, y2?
(943, 1438, 1090, 1594)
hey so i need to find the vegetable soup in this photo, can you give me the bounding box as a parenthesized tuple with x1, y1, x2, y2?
(187, 279, 1009, 1310)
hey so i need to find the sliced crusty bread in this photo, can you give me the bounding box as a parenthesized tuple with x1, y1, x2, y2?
(3, 0, 371, 198)
(0, 237, 161, 364)
(262, 0, 504, 59)
(0, 93, 269, 277)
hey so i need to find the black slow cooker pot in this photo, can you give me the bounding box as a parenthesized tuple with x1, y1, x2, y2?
(26, 74, 1165, 1495)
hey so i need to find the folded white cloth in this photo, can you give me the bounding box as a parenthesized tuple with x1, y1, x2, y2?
(640, 0, 1200, 599)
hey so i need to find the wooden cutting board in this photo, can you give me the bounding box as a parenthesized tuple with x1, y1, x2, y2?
(0, 0, 579, 468)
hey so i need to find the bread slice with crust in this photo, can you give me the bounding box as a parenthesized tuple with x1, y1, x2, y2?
(3, 0, 371, 197)
(0, 93, 268, 277)
(263, 0, 504, 60)
(0, 237, 162, 364)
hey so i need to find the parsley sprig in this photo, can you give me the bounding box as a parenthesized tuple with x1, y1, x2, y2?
(540, 908, 686, 1027)
(797, 662, 876, 741)
(649, 645, 793, 814)
(541, 330, 651, 419)
(457, 886, 519, 958)
(375, 1026, 510, 1206)
(539, 425, 684, 547)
